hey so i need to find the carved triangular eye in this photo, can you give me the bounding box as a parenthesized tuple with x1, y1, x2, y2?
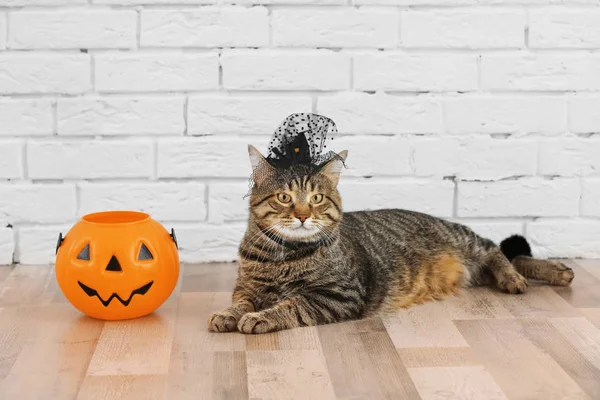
(77, 244, 90, 261)
(138, 243, 153, 261)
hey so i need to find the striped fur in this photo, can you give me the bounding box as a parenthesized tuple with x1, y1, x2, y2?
(209, 149, 575, 334)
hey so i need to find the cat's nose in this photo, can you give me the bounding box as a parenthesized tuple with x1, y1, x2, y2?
(298, 216, 309, 223)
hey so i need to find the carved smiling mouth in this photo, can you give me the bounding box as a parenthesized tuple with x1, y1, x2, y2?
(77, 281, 154, 307)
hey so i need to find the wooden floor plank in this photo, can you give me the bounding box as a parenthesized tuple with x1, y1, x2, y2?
(319, 317, 421, 399)
(579, 308, 600, 329)
(0, 306, 33, 381)
(213, 351, 248, 400)
(550, 317, 600, 370)
(0, 265, 14, 283)
(247, 350, 335, 400)
(441, 288, 513, 320)
(408, 366, 507, 400)
(573, 260, 600, 280)
(0, 304, 104, 400)
(277, 325, 322, 351)
(398, 347, 480, 368)
(520, 318, 600, 399)
(77, 375, 166, 400)
(0, 265, 53, 306)
(246, 332, 280, 351)
(165, 292, 246, 400)
(382, 302, 469, 348)
(86, 305, 176, 376)
(492, 285, 580, 318)
(455, 319, 590, 400)
(181, 263, 238, 293)
(552, 263, 600, 308)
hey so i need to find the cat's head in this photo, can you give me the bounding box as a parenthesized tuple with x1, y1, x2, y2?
(247, 145, 348, 242)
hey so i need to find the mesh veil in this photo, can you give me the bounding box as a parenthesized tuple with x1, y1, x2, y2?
(248, 113, 344, 196)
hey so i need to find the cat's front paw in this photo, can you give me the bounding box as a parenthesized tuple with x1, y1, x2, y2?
(238, 312, 277, 334)
(208, 310, 238, 333)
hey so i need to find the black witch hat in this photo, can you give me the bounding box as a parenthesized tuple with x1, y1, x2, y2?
(247, 113, 344, 195)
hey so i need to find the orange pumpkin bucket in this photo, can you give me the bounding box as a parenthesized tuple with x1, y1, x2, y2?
(55, 211, 179, 321)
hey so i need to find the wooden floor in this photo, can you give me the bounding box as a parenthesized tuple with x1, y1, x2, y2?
(1, 260, 600, 399)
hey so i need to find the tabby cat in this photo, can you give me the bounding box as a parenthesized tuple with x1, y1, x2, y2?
(208, 146, 575, 334)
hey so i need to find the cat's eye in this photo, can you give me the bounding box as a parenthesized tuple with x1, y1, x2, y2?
(277, 193, 292, 203)
(311, 194, 324, 204)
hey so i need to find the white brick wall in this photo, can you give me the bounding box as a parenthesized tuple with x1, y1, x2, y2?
(0, 53, 91, 94)
(57, 96, 185, 136)
(9, 10, 137, 50)
(272, 9, 399, 48)
(94, 53, 219, 93)
(1, 2, 599, 265)
(530, 9, 600, 49)
(141, 8, 269, 48)
(401, 10, 525, 49)
(0, 14, 6, 50)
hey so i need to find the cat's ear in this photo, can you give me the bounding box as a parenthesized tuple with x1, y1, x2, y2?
(248, 145, 274, 185)
(320, 150, 348, 186)
(248, 145, 267, 171)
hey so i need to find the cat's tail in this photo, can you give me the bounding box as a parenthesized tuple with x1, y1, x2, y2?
(499, 235, 532, 262)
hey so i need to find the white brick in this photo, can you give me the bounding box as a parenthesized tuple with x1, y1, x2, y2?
(339, 179, 454, 217)
(58, 96, 185, 136)
(539, 138, 600, 176)
(209, 182, 249, 223)
(458, 178, 579, 218)
(485, 0, 598, 3)
(221, 50, 350, 91)
(272, 9, 399, 48)
(0, 0, 84, 5)
(356, 0, 475, 4)
(412, 138, 537, 180)
(79, 182, 206, 221)
(530, 10, 600, 49)
(9, 10, 136, 50)
(227, 0, 344, 4)
(0, 53, 91, 95)
(444, 96, 566, 135)
(0, 14, 6, 50)
(174, 223, 244, 263)
(16, 225, 70, 265)
(402, 10, 524, 49)
(158, 138, 252, 178)
(335, 136, 412, 176)
(482, 54, 600, 91)
(317, 92, 442, 134)
(0, 140, 23, 179)
(569, 96, 600, 134)
(354, 53, 477, 91)
(0, 184, 76, 223)
(95, 53, 219, 93)
(0, 99, 53, 136)
(95, 0, 211, 4)
(454, 220, 524, 245)
(0, 227, 13, 265)
(188, 96, 311, 135)
(141, 7, 268, 48)
(28, 140, 153, 179)
(582, 178, 600, 217)
(356, 0, 595, 3)
(528, 220, 600, 259)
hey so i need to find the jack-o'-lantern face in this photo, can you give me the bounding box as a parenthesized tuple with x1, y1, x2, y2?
(55, 211, 179, 321)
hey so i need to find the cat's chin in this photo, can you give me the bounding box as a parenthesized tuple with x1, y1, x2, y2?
(276, 226, 321, 241)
